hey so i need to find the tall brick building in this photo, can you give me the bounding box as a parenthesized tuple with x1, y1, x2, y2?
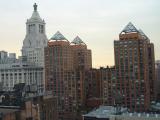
(44, 32, 92, 119)
(114, 22, 155, 112)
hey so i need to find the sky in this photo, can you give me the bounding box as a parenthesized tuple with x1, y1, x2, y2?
(0, 0, 159, 67)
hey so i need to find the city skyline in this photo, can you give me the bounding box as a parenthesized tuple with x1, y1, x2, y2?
(0, 0, 159, 67)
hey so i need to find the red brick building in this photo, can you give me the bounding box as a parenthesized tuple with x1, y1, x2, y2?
(114, 22, 155, 112)
(44, 32, 92, 119)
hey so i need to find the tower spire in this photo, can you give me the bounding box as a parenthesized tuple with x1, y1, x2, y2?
(33, 3, 37, 11)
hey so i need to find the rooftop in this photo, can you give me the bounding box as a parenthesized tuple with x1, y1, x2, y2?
(0, 106, 20, 115)
(27, 3, 43, 23)
(71, 36, 86, 45)
(83, 106, 160, 119)
(83, 106, 127, 118)
(139, 29, 149, 40)
(151, 102, 160, 110)
(120, 22, 139, 34)
(50, 31, 68, 41)
(121, 112, 160, 118)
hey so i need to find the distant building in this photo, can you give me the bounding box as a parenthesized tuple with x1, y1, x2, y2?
(0, 62, 43, 93)
(8, 53, 16, 59)
(0, 51, 7, 60)
(22, 3, 48, 67)
(114, 22, 155, 112)
(0, 53, 43, 93)
(0, 51, 16, 64)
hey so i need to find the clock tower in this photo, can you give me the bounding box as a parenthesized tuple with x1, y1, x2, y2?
(22, 3, 48, 66)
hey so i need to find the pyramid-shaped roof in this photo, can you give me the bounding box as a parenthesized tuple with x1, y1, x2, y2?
(71, 36, 86, 45)
(120, 22, 139, 34)
(50, 31, 67, 40)
(138, 29, 149, 40)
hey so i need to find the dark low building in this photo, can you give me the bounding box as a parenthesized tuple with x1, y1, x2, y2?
(0, 83, 58, 120)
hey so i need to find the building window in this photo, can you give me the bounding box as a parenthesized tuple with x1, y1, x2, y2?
(28, 24, 36, 34)
(39, 24, 44, 33)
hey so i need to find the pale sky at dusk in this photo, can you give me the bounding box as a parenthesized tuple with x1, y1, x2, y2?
(0, 0, 159, 67)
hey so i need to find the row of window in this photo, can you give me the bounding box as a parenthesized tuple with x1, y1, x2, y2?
(28, 24, 44, 34)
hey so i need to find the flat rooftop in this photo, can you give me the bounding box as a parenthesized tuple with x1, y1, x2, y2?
(83, 106, 160, 119)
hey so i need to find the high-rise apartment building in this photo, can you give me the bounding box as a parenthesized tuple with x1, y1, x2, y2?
(22, 3, 48, 67)
(71, 36, 92, 108)
(45, 31, 76, 119)
(114, 22, 155, 112)
(45, 31, 74, 92)
(44, 31, 92, 119)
